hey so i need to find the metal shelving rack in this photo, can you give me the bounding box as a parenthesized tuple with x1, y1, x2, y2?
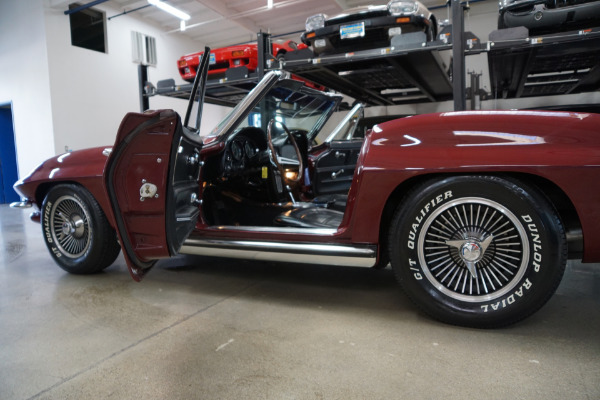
(147, 71, 262, 107)
(141, 1, 600, 112)
(142, 32, 276, 108)
(145, 33, 462, 108)
(487, 26, 600, 99)
(142, 0, 476, 111)
(280, 41, 455, 106)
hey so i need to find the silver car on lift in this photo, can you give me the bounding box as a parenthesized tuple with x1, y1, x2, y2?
(498, 0, 600, 34)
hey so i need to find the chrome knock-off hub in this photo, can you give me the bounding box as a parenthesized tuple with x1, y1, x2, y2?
(460, 241, 482, 262)
(61, 215, 85, 238)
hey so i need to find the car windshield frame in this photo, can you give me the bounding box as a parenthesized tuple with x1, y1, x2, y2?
(324, 102, 364, 143)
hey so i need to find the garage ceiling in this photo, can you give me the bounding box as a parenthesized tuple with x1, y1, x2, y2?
(54, 0, 450, 48)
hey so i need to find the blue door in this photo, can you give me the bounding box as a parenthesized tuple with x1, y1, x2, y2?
(0, 105, 19, 204)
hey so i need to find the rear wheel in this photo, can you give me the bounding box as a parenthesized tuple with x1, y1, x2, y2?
(41, 184, 120, 274)
(389, 175, 567, 328)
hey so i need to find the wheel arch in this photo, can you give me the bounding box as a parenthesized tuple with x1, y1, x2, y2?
(35, 181, 68, 207)
(35, 180, 116, 228)
(378, 171, 583, 262)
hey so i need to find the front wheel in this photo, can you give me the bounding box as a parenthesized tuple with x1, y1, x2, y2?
(389, 175, 567, 328)
(41, 184, 121, 274)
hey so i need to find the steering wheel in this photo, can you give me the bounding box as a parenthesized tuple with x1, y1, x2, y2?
(267, 119, 303, 184)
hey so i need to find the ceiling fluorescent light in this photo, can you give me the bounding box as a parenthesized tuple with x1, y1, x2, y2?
(148, 0, 190, 20)
(268, 0, 273, 9)
(180, 20, 186, 31)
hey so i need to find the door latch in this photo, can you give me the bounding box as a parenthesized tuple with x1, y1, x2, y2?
(139, 182, 158, 201)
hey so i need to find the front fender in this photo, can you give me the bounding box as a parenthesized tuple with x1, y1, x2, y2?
(14, 146, 114, 225)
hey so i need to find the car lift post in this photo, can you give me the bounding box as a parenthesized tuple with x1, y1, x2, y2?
(452, 0, 467, 111)
(257, 32, 271, 131)
(138, 64, 149, 112)
(257, 31, 270, 80)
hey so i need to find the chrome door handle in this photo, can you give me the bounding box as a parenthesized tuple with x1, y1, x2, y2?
(331, 169, 344, 179)
(334, 151, 345, 158)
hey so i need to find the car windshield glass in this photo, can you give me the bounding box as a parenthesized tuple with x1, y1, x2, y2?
(209, 78, 339, 142)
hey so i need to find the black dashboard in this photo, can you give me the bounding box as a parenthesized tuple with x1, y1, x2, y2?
(221, 127, 269, 177)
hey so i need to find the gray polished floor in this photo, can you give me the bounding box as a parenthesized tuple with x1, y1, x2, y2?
(1, 204, 599, 400)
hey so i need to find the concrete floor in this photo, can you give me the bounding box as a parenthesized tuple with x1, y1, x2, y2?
(1, 204, 599, 400)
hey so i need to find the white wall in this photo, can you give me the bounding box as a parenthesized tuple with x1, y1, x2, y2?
(0, 0, 228, 181)
(0, 0, 56, 179)
(43, 1, 203, 154)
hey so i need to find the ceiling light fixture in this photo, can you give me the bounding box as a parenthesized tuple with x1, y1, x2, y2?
(165, 0, 305, 34)
(147, 0, 190, 20)
(268, 0, 273, 9)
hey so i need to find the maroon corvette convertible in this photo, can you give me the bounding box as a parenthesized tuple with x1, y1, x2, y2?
(12, 51, 600, 328)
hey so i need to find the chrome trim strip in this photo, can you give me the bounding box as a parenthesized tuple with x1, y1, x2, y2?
(10, 201, 32, 209)
(180, 238, 377, 268)
(208, 225, 338, 235)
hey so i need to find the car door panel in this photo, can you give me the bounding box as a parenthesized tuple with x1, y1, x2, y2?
(312, 140, 362, 195)
(104, 110, 202, 281)
(168, 129, 202, 252)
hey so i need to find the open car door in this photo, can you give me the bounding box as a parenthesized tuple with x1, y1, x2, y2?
(104, 48, 210, 281)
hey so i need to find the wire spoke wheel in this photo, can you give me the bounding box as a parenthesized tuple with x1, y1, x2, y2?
(418, 197, 529, 303)
(42, 184, 120, 274)
(389, 176, 567, 328)
(49, 195, 92, 258)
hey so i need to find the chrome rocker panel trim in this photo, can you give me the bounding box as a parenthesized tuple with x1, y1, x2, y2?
(209, 225, 338, 235)
(180, 237, 377, 268)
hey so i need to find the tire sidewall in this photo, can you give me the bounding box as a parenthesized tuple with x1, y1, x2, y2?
(41, 185, 100, 273)
(391, 176, 565, 327)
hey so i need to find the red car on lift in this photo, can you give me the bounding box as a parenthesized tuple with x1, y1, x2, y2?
(178, 40, 307, 82)
(12, 50, 600, 328)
